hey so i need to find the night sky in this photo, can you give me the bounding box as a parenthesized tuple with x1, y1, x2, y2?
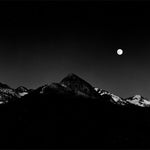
(0, 1, 150, 98)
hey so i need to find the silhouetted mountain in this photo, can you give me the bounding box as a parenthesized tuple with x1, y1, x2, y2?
(0, 73, 149, 148)
(0, 73, 149, 107)
(35, 73, 100, 100)
(60, 73, 99, 99)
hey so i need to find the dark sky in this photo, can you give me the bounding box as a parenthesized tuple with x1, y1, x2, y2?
(0, 1, 150, 98)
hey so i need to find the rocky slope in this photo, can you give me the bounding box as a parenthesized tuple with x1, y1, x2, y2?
(0, 83, 18, 104)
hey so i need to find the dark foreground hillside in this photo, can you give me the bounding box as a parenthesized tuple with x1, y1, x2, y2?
(0, 91, 150, 148)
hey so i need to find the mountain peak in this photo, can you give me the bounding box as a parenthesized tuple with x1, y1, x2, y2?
(62, 73, 81, 79)
(60, 73, 92, 88)
(15, 86, 29, 97)
(60, 73, 85, 84)
(133, 95, 143, 99)
(60, 73, 99, 98)
(16, 86, 28, 92)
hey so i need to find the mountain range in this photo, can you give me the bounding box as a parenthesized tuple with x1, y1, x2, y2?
(0, 73, 150, 107)
(0, 73, 150, 148)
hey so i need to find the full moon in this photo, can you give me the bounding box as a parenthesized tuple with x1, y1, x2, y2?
(117, 49, 123, 55)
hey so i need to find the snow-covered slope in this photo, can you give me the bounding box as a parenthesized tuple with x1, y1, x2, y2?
(125, 95, 150, 107)
(94, 87, 126, 105)
(94, 87, 150, 107)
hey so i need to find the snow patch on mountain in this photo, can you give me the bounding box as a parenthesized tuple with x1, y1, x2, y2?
(19, 92, 28, 97)
(110, 94, 126, 105)
(126, 95, 150, 107)
(15, 86, 29, 97)
(94, 88, 110, 95)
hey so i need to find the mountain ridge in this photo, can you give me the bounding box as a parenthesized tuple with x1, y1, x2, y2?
(0, 73, 149, 148)
(0, 73, 149, 107)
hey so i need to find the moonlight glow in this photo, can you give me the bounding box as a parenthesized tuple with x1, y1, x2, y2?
(117, 49, 123, 55)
